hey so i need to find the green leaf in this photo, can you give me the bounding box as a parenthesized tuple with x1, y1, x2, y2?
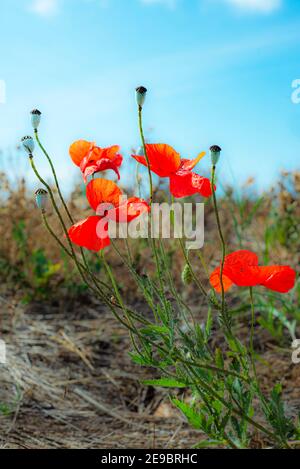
(140, 325, 169, 337)
(141, 378, 187, 388)
(215, 348, 224, 369)
(171, 398, 201, 429)
(129, 352, 152, 366)
(194, 439, 225, 448)
(205, 308, 213, 339)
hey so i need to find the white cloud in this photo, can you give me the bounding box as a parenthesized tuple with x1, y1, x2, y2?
(221, 0, 281, 13)
(139, 0, 178, 8)
(29, 0, 59, 17)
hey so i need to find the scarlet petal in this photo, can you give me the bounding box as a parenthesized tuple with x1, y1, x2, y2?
(93, 145, 121, 162)
(80, 146, 122, 180)
(210, 250, 296, 294)
(209, 267, 234, 293)
(258, 266, 296, 293)
(224, 250, 259, 267)
(68, 216, 110, 251)
(83, 157, 122, 182)
(132, 144, 181, 177)
(221, 250, 260, 287)
(180, 152, 206, 171)
(107, 197, 150, 223)
(86, 178, 122, 211)
(169, 170, 213, 198)
(69, 140, 94, 166)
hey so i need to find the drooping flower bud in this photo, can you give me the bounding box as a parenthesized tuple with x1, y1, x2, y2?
(35, 188, 48, 212)
(135, 86, 147, 108)
(21, 136, 35, 155)
(210, 145, 222, 166)
(181, 263, 193, 285)
(30, 109, 42, 130)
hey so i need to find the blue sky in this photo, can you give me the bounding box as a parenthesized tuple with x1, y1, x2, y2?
(0, 0, 300, 192)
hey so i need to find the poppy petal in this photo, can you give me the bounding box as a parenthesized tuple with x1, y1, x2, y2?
(221, 250, 260, 287)
(258, 266, 296, 293)
(68, 216, 110, 252)
(224, 250, 259, 267)
(80, 145, 121, 168)
(209, 267, 234, 293)
(83, 157, 121, 182)
(210, 250, 260, 292)
(169, 170, 213, 198)
(107, 197, 150, 223)
(69, 140, 94, 166)
(180, 151, 206, 171)
(132, 144, 181, 177)
(86, 178, 122, 211)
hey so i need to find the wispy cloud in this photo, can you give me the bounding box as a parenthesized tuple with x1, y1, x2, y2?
(220, 0, 282, 14)
(29, 0, 59, 17)
(139, 0, 178, 9)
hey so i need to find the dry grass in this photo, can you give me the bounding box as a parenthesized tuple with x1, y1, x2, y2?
(0, 168, 299, 448)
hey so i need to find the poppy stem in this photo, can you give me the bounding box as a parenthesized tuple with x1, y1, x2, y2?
(249, 287, 258, 380)
(101, 252, 148, 353)
(34, 130, 73, 224)
(41, 211, 114, 294)
(34, 129, 97, 293)
(137, 105, 167, 304)
(137, 105, 153, 205)
(29, 156, 90, 285)
(210, 165, 249, 367)
(211, 165, 226, 316)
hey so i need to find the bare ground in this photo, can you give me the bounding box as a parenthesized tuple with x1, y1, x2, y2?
(0, 288, 299, 449)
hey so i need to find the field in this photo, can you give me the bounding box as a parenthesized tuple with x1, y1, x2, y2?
(0, 154, 299, 449)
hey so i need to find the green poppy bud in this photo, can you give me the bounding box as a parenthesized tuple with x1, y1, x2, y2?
(136, 86, 147, 108)
(181, 263, 193, 285)
(31, 109, 42, 130)
(210, 145, 222, 166)
(21, 136, 35, 155)
(35, 188, 48, 212)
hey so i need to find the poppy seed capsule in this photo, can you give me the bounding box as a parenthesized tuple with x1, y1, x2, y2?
(31, 109, 41, 130)
(21, 136, 35, 155)
(181, 263, 193, 285)
(136, 86, 147, 108)
(35, 188, 48, 212)
(210, 145, 222, 166)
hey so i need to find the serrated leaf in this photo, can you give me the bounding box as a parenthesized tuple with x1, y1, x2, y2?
(141, 378, 187, 388)
(171, 398, 201, 429)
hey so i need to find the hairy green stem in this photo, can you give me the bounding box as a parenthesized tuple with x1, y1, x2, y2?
(211, 165, 226, 314)
(138, 105, 153, 205)
(34, 130, 99, 295)
(249, 287, 258, 380)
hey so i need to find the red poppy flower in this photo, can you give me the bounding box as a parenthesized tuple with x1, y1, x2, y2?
(69, 140, 123, 182)
(132, 144, 213, 198)
(210, 250, 296, 294)
(68, 179, 150, 251)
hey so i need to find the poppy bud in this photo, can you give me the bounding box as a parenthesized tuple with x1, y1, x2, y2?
(21, 136, 35, 155)
(136, 86, 147, 108)
(35, 188, 48, 212)
(210, 145, 222, 166)
(31, 109, 42, 130)
(181, 263, 193, 285)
